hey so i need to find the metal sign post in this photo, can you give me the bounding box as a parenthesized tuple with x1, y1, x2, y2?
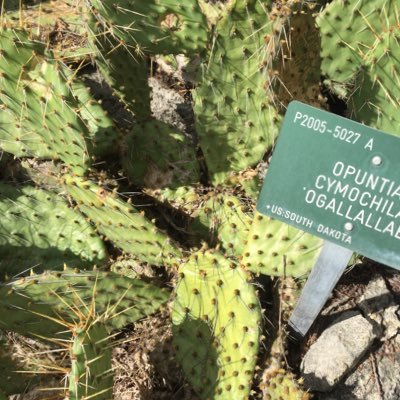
(288, 241, 353, 336)
(257, 101, 400, 336)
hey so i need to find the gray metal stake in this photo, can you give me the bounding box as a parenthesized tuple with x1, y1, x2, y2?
(288, 241, 354, 336)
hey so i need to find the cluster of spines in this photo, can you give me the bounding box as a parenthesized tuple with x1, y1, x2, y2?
(261, 368, 311, 400)
(0, 338, 36, 396)
(0, 268, 169, 334)
(0, 267, 169, 398)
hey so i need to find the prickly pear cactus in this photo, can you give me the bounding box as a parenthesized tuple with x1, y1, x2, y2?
(275, 8, 322, 108)
(261, 368, 311, 400)
(348, 29, 400, 134)
(68, 323, 113, 400)
(63, 175, 183, 266)
(123, 119, 200, 189)
(0, 0, 391, 397)
(88, 28, 152, 120)
(0, 268, 168, 399)
(87, 0, 209, 56)
(172, 249, 262, 399)
(0, 268, 169, 346)
(318, 0, 398, 86)
(193, 0, 280, 184)
(318, 0, 400, 133)
(0, 28, 93, 174)
(190, 192, 252, 255)
(242, 213, 323, 277)
(0, 184, 106, 278)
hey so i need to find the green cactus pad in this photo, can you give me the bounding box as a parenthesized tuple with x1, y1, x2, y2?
(63, 175, 183, 266)
(0, 184, 106, 278)
(193, 0, 280, 184)
(151, 185, 201, 214)
(348, 29, 400, 135)
(111, 257, 154, 279)
(261, 368, 311, 400)
(0, 28, 92, 174)
(71, 78, 120, 158)
(242, 213, 323, 277)
(172, 249, 262, 399)
(123, 119, 200, 189)
(68, 323, 113, 400)
(88, 0, 209, 56)
(276, 277, 303, 324)
(317, 0, 397, 85)
(89, 30, 152, 120)
(190, 192, 252, 255)
(0, 269, 169, 336)
(276, 9, 321, 108)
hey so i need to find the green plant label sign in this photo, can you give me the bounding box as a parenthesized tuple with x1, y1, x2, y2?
(257, 101, 400, 270)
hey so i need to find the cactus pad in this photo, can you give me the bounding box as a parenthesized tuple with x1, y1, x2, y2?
(348, 29, 400, 135)
(87, 0, 209, 55)
(0, 269, 169, 336)
(172, 249, 262, 399)
(0, 28, 92, 174)
(242, 213, 323, 277)
(276, 10, 322, 108)
(63, 175, 183, 266)
(68, 323, 113, 400)
(88, 27, 152, 120)
(0, 184, 106, 278)
(261, 368, 311, 400)
(193, 0, 280, 184)
(318, 0, 397, 85)
(123, 119, 200, 189)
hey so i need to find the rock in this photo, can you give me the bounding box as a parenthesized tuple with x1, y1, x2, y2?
(358, 275, 400, 340)
(318, 334, 400, 400)
(301, 311, 376, 391)
(378, 350, 400, 399)
(149, 78, 187, 132)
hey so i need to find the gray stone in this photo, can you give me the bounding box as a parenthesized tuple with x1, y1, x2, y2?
(317, 334, 400, 400)
(358, 275, 400, 340)
(149, 78, 187, 132)
(378, 349, 400, 399)
(301, 311, 376, 391)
